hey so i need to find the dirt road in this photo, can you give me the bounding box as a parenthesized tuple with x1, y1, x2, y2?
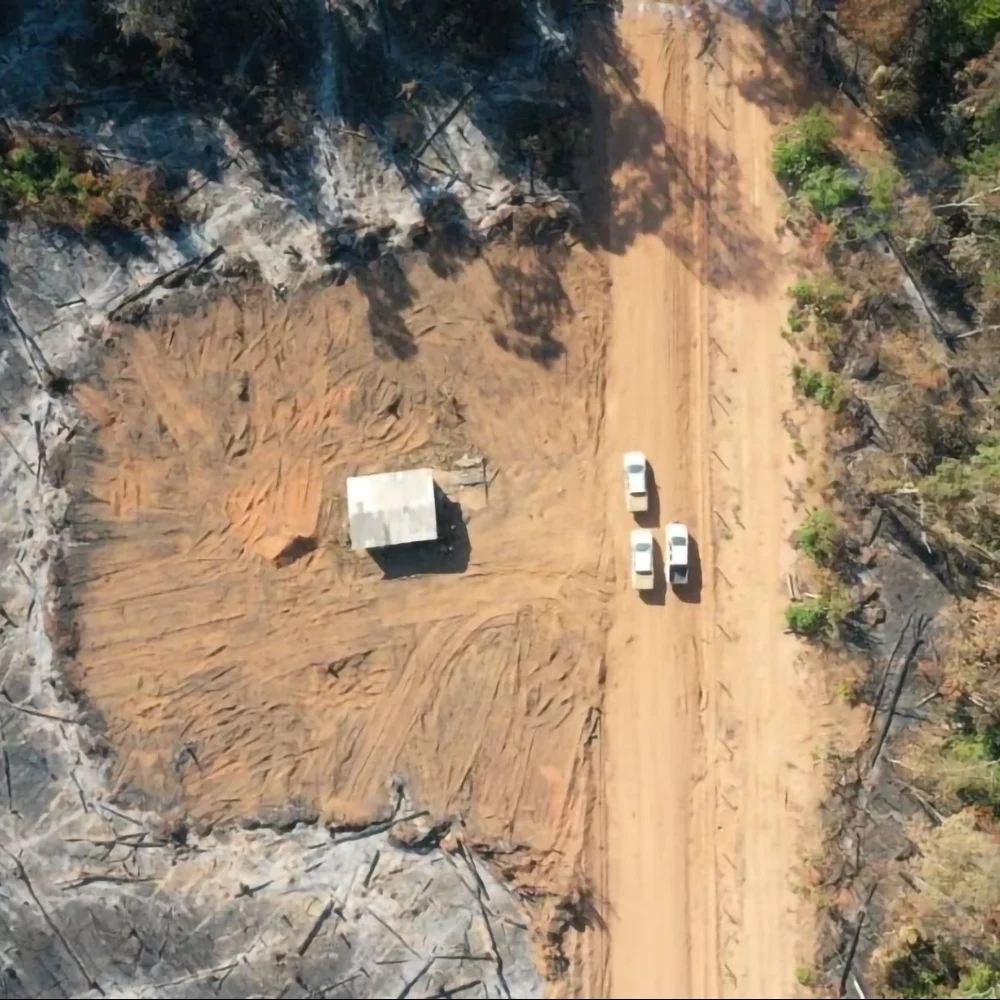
(599, 6, 824, 998)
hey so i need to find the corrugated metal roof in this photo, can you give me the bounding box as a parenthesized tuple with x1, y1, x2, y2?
(346, 468, 438, 550)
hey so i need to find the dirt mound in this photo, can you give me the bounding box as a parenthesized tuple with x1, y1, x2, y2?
(62, 242, 610, 875)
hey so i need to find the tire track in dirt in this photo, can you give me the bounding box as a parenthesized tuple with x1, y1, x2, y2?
(701, 19, 830, 997)
(686, 31, 720, 1000)
(599, 12, 711, 997)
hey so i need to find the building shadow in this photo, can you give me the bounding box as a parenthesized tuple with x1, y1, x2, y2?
(672, 533, 702, 605)
(639, 537, 667, 607)
(368, 486, 470, 578)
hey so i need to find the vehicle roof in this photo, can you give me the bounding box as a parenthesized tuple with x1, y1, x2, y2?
(623, 450, 645, 466)
(631, 528, 653, 545)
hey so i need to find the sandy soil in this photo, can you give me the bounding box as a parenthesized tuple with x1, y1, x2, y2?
(595, 6, 827, 998)
(64, 241, 610, 883)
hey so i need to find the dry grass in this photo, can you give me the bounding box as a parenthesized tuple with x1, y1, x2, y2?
(871, 813, 1000, 998)
(907, 812, 1000, 945)
(839, 0, 919, 62)
(842, 247, 905, 301)
(879, 330, 949, 393)
(938, 599, 1000, 701)
(898, 600, 1000, 820)
(876, 369, 975, 475)
(898, 192, 944, 247)
(903, 723, 1000, 814)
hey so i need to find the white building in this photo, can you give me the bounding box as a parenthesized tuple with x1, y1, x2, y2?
(346, 468, 439, 550)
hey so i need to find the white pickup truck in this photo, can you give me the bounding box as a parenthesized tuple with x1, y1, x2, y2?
(623, 451, 648, 513)
(666, 522, 689, 586)
(630, 528, 655, 591)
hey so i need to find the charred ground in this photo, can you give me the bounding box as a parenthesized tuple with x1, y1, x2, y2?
(766, 3, 1000, 997)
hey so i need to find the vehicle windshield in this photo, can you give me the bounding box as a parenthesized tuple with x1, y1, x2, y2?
(635, 541, 651, 552)
(628, 463, 643, 474)
(671, 535, 686, 546)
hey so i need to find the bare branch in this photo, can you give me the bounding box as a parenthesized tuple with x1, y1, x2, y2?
(933, 184, 1000, 211)
(954, 325, 1000, 340)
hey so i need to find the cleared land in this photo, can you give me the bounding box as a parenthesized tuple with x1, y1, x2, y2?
(56, 6, 831, 999)
(65, 241, 610, 884)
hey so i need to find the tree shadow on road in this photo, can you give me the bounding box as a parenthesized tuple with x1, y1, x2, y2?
(412, 194, 480, 280)
(723, 9, 820, 129)
(351, 193, 578, 367)
(580, 16, 781, 298)
(580, 20, 672, 256)
(345, 7, 812, 365)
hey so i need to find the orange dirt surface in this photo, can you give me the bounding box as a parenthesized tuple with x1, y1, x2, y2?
(65, 242, 610, 873)
(593, 6, 830, 999)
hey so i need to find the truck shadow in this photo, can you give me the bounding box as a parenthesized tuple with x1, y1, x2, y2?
(369, 489, 471, 579)
(634, 461, 660, 529)
(673, 534, 702, 605)
(639, 538, 667, 607)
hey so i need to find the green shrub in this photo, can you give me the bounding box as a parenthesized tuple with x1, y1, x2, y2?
(920, 439, 1000, 503)
(789, 277, 846, 321)
(885, 935, 960, 998)
(793, 363, 824, 398)
(942, 0, 1000, 45)
(785, 597, 830, 636)
(825, 582, 854, 625)
(941, 725, 1000, 810)
(794, 508, 839, 565)
(0, 139, 174, 231)
(865, 160, 902, 220)
(957, 141, 1000, 179)
(794, 965, 814, 986)
(975, 96, 1000, 143)
(0, 144, 83, 208)
(832, 677, 861, 704)
(772, 106, 838, 187)
(876, 86, 920, 124)
(885, 938, 1000, 998)
(912, 439, 1000, 562)
(953, 961, 1000, 997)
(951, 723, 1000, 762)
(789, 278, 817, 308)
(792, 364, 843, 409)
(771, 107, 862, 220)
(983, 269, 1000, 302)
(799, 164, 860, 217)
